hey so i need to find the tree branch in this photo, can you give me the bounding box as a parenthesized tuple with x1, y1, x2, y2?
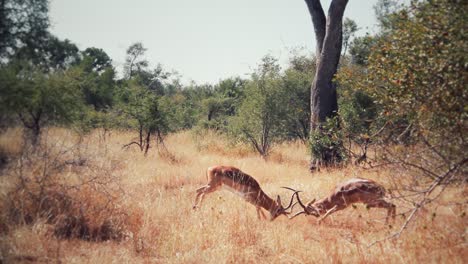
(304, 0, 326, 56)
(122, 141, 142, 150)
(321, 0, 349, 61)
(367, 158, 467, 247)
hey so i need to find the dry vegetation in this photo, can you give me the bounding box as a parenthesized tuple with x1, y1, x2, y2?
(0, 128, 466, 263)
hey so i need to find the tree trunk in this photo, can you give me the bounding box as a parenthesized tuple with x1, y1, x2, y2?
(136, 122, 144, 151)
(305, 0, 348, 167)
(18, 108, 42, 145)
(144, 130, 151, 156)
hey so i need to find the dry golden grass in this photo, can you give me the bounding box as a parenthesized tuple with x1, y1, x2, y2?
(0, 128, 466, 263)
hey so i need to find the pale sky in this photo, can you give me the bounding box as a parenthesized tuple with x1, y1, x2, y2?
(49, 0, 382, 84)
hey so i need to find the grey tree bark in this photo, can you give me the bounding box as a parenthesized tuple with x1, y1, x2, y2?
(305, 0, 349, 167)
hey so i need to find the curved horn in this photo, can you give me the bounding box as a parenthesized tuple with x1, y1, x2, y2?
(281, 186, 302, 193)
(281, 187, 302, 211)
(295, 192, 308, 210)
(291, 201, 298, 210)
(289, 211, 307, 219)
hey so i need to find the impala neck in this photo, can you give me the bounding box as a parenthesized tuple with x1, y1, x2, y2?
(313, 198, 334, 215)
(257, 191, 280, 215)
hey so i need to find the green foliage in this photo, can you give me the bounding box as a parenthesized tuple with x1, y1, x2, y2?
(80, 109, 119, 133)
(0, 0, 50, 60)
(368, 0, 466, 136)
(353, 0, 468, 181)
(41, 37, 81, 70)
(123, 42, 149, 80)
(116, 78, 169, 153)
(118, 80, 167, 131)
(12, 34, 81, 71)
(77, 49, 116, 110)
(228, 56, 287, 157)
(336, 65, 378, 142)
(373, 0, 403, 32)
(216, 78, 245, 101)
(340, 92, 377, 140)
(198, 96, 231, 130)
(108, 42, 173, 154)
(349, 34, 378, 66)
(342, 18, 359, 56)
(159, 92, 197, 131)
(196, 77, 246, 131)
(282, 53, 314, 142)
(123, 42, 170, 96)
(309, 116, 346, 165)
(338, 0, 467, 165)
(0, 60, 85, 141)
(0, 0, 314, 155)
(0, 0, 80, 71)
(82, 47, 112, 74)
(0, 1, 102, 141)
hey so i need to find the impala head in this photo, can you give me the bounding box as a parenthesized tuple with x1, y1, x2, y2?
(269, 192, 298, 221)
(290, 191, 320, 219)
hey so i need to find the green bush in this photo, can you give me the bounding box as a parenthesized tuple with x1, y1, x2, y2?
(309, 116, 347, 166)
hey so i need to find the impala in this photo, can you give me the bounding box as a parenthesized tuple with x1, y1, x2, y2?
(193, 165, 297, 220)
(288, 178, 396, 223)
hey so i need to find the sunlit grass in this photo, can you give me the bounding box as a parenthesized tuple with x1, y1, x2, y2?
(0, 128, 465, 263)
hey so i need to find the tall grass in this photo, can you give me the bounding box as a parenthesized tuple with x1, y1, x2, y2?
(0, 128, 465, 263)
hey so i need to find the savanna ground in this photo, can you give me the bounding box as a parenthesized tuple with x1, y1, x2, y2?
(0, 128, 466, 263)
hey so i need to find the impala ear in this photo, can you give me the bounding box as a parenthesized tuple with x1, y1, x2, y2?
(277, 195, 282, 206)
(307, 198, 316, 206)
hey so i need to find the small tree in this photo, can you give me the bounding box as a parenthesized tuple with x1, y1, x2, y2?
(117, 42, 171, 154)
(229, 56, 286, 157)
(118, 80, 169, 155)
(123, 42, 148, 80)
(0, 61, 85, 144)
(342, 18, 358, 56)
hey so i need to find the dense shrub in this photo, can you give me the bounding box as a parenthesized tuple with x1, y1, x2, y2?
(1, 135, 139, 242)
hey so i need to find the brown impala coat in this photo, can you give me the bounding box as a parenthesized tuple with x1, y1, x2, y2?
(193, 166, 296, 220)
(293, 178, 396, 223)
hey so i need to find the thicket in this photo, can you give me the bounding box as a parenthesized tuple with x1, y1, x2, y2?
(0, 133, 141, 242)
(335, 0, 467, 238)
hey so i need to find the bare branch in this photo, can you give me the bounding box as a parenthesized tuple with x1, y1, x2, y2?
(122, 141, 142, 150)
(368, 158, 467, 247)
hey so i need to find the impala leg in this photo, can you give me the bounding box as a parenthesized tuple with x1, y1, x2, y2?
(318, 205, 339, 224)
(387, 202, 397, 222)
(193, 185, 207, 209)
(256, 207, 267, 220)
(193, 184, 218, 209)
(391, 203, 396, 220)
(366, 200, 396, 223)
